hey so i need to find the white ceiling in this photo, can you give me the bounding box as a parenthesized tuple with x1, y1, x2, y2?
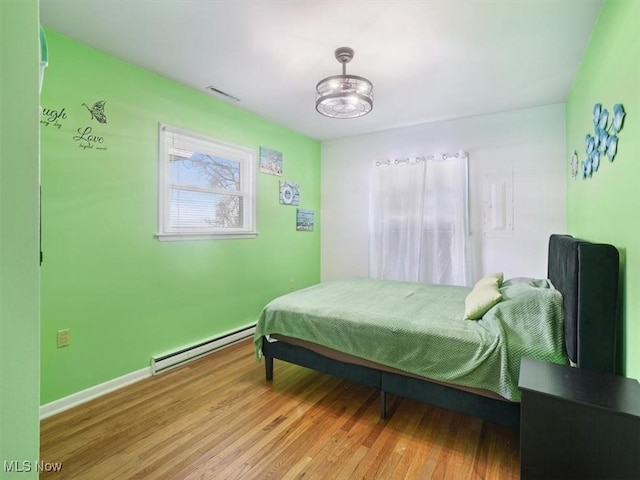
(39, 0, 602, 141)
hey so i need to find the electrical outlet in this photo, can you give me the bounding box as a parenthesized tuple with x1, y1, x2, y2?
(57, 329, 71, 348)
(289, 279, 295, 290)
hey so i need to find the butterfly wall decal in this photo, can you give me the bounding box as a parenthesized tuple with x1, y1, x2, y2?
(82, 100, 107, 124)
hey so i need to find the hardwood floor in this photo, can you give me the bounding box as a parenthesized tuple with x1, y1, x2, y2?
(40, 339, 520, 479)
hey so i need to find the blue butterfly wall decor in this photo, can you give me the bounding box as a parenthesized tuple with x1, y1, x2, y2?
(580, 102, 625, 179)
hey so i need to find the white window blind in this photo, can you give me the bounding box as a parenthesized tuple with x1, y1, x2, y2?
(157, 124, 256, 241)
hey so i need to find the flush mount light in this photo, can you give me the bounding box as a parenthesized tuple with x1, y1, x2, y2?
(315, 47, 373, 119)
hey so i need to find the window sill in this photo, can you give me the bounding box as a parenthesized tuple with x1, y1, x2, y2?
(156, 231, 258, 242)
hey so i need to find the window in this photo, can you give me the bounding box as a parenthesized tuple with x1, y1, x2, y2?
(369, 153, 471, 286)
(157, 124, 256, 241)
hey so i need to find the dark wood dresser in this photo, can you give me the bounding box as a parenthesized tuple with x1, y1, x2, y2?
(519, 357, 640, 479)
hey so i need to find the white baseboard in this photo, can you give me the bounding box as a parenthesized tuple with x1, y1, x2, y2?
(39, 367, 151, 420)
(39, 324, 256, 420)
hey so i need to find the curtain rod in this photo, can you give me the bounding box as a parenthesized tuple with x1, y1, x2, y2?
(375, 151, 468, 167)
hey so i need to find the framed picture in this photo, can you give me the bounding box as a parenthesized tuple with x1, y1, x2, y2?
(279, 181, 300, 205)
(296, 209, 314, 231)
(259, 146, 283, 176)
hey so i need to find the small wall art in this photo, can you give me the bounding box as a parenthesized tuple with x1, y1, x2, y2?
(296, 209, 314, 231)
(279, 181, 300, 205)
(581, 103, 625, 179)
(570, 150, 579, 179)
(259, 146, 283, 176)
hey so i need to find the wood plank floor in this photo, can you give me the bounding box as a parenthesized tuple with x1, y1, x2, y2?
(40, 339, 520, 479)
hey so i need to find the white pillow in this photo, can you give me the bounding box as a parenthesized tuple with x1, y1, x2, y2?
(463, 274, 503, 320)
(475, 272, 504, 288)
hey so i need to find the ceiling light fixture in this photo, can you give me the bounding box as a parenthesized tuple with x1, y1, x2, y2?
(315, 47, 373, 119)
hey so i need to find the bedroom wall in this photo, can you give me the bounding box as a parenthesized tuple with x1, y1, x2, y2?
(0, 1, 41, 476)
(40, 30, 321, 404)
(566, 0, 639, 379)
(321, 104, 566, 283)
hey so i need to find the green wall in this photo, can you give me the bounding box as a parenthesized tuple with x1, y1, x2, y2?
(0, 0, 41, 477)
(40, 30, 321, 404)
(566, 0, 640, 378)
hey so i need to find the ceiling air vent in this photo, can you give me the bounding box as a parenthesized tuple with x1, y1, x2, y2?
(205, 86, 240, 102)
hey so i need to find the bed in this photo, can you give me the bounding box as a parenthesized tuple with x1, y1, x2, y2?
(254, 234, 619, 426)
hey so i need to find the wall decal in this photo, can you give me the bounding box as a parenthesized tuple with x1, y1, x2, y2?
(296, 209, 314, 231)
(41, 101, 108, 151)
(279, 181, 300, 205)
(73, 100, 109, 151)
(82, 100, 107, 124)
(259, 146, 283, 176)
(72, 126, 106, 151)
(40, 106, 68, 130)
(582, 103, 625, 179)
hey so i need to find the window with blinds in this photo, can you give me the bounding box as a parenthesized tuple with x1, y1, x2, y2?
(157, 124, 256, 241)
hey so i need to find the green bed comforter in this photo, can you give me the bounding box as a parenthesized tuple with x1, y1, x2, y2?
(254, 277, 568, 401)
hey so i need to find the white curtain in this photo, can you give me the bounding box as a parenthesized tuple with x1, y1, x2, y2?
(369, 153, 472, 286)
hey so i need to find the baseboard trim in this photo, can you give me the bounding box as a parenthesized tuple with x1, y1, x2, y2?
(40, 367, 151, 419)
(39, 325, 256, 420)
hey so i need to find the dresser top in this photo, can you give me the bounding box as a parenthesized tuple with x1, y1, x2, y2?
(519, 357, 640, 418)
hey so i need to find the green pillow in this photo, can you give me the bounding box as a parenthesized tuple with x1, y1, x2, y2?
(464, 279, 503, 320)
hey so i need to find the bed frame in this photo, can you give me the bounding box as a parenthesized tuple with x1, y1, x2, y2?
(261, 234, 619, 426)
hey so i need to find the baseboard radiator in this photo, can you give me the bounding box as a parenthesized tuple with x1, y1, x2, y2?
(151, 324, 256, 375)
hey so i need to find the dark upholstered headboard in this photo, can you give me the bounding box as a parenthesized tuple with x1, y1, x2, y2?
(547, 234, 619, 374)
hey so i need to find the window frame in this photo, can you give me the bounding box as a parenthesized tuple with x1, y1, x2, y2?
(157, 123, 257, 241)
